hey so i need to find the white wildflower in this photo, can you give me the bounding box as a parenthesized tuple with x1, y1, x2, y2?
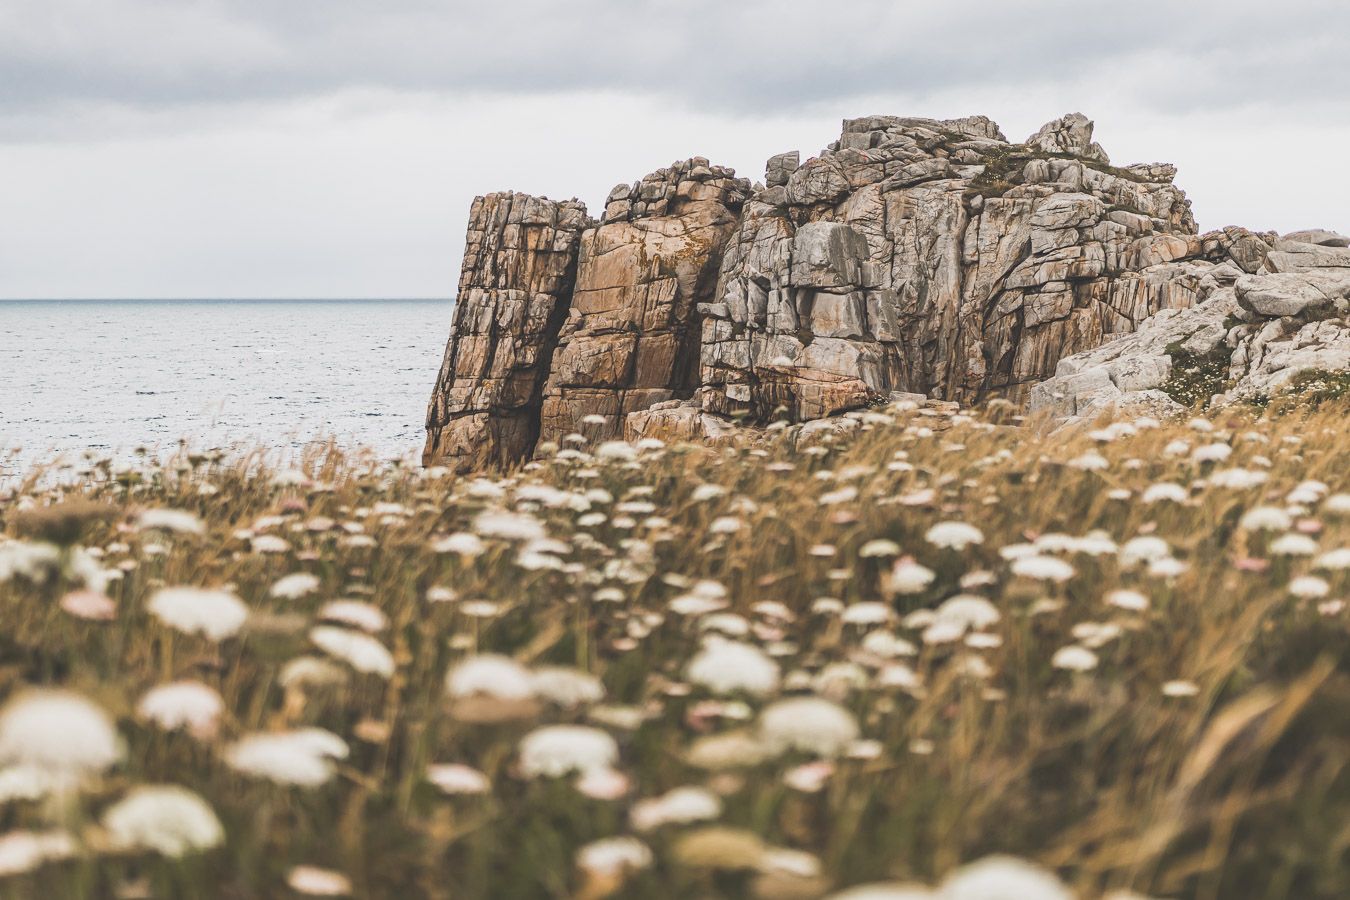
(225, 728, 348, 787)
(686, 641, 780, 696)
(841, 602, 893, 625)
(530, 667, 605, 707)
(309, 627, 395, 678)
(147, 587, 249, 641)
(270, 572, 320, 600)
(0, 691, 122, 780)
(1147, 557, 1189, 578)
(1190, 442, 1232, 463)
(941, 854, 1072, 900)
(759, 697, 859, 757)
(1239, 507, 1292, 532)
(432, 532, 486, 556)
(137, 509, 205, 536)
(1270, 533, 1318, 556)
(1120, 536, 1171, 568)
(102, 785, 224, 857)
(885, 559, 935, 595)
(0, 829, 77, 877)
(925, 521, 984, 551)
(1314, 547, 1350, 570)
(319, 600, 388, 633)
(577, 837, 652, 875)
(859, 539, 901, 558)
(426, 763, 490, 795)
(472, 510, 545, 542)
(1105, 589, 1150, 612)
(1162, 680, 1200, 698)
(935, 595, 1001, 631)
(1142, 482, 1187, 504)
(631, 786, 722, 831)
(1010, 555, 1075, 583)
(1289, 575, 1330, 598)
(446, 655, 535, 700)
(287, 865, 354, 896)
(518, 725, 618, 778)
(250, 534, 291, 554)
(1051, 645, 1098, 672)
(137, 681, 224, 740)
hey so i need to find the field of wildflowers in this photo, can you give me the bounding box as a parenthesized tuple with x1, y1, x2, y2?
(0, 396, 1346, 899)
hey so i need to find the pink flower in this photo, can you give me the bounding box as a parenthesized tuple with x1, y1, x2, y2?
(783, 761, 835, 793)
(575, 767, 630, 800)
(60, 590, 116, 621)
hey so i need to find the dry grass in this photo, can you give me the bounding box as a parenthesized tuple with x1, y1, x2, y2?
(0, 398, 1347, 899)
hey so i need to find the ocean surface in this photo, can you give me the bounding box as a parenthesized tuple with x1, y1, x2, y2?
(1, 299, 454, 475)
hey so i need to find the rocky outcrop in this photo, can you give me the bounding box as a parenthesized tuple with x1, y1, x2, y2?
(537, 159, 751, 444)
(696, 112, 1217, 424)
(1029, 232, 1350, 421)
(423, 193, 591, 469)
(424, 112, 1346, 469)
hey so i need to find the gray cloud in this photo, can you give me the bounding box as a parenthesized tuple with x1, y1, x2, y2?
(2, 0, 1347, 299)
(2, 0, 1347, 127)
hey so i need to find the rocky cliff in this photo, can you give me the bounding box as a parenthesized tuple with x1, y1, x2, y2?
(1030, 231, 1350, 422)
(424, 112, 1344, 469)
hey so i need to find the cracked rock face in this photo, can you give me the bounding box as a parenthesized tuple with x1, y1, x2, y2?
(424, 111, 1346, 470)
(537, 159, 751, 445)
(422, 193, 591, 469)
(1029, 251, 1350, 421)
(698, 112, 1224, 424)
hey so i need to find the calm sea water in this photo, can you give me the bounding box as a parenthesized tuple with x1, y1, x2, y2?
(1, 300, 453, 474)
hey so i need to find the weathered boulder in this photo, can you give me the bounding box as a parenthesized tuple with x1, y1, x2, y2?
(1025, 111, 1111, 164)
(1283, 229, 1349, 248)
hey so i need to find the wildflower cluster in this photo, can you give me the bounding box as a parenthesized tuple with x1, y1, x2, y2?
(0, 397, 1346, 898)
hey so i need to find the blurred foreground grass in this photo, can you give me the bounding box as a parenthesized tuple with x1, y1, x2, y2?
(0, 397, 1347, 899)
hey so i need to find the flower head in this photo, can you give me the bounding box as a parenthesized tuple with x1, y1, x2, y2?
(102, 785, 224, 857)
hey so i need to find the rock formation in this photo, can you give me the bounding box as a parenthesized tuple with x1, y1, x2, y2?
(537, 159, 751, 445)
(425, 112, 1347, 469)
(1030, 230, 1350, 422)
(423, 193, 589, 470)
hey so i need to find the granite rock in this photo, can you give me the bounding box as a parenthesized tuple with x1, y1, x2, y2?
(423, 192, 591, 470)
(1030, 266, 1350, 421)
(424, 111, 1346, 468)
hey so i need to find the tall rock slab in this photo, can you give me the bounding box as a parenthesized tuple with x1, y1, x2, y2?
(537, 159, 751, 443)
(423, 192, 591, 470)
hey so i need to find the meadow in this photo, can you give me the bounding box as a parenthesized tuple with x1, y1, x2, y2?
(0, 396, 1346, 899)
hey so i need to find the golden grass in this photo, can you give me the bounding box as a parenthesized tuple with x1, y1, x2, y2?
(0, 399, 1347, 899)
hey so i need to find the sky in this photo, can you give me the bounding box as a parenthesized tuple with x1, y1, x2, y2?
(1, 0, 1347, 299)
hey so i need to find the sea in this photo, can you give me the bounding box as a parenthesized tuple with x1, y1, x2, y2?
(1, 299, 454, 477)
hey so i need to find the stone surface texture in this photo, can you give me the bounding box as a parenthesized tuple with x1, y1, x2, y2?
(538, 158, 752, 445)
(1030, 252, 1350, 422)
(426, 112, 1348, 468)
(423, 192, 591, 469)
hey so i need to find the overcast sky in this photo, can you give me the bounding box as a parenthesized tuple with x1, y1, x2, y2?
(2, 0, 1347, 299)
